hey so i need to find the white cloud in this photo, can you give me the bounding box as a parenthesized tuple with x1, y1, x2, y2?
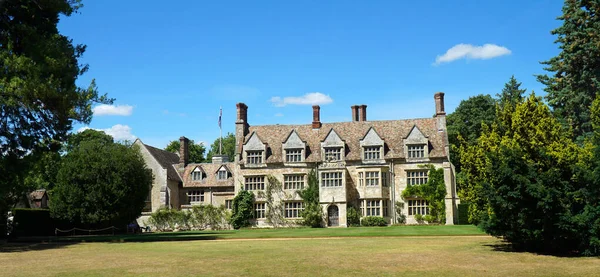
(92, 104, 133, 116)
(270, 92, 333, 107)
(434, 43, 511, 65)
(77, 124, 136, 141)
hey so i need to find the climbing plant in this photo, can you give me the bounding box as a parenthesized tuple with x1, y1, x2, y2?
(401, 164, 446, 223)
(258, 175, 291, 227)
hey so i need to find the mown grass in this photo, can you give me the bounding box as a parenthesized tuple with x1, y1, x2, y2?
(2, 236, 599, 277)
(45, 224, 485, 243)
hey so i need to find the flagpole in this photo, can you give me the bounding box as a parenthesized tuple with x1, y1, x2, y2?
(219, 107, 222, 155)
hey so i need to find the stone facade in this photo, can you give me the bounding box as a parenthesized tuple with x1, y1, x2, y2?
(137, 92, 459, 227)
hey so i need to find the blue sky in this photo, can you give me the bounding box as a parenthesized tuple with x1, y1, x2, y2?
(60, 0, 564, 149)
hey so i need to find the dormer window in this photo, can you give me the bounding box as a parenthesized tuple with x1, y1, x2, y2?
(404, 125, 429, 160)
(360, 127, 384, 162)
(243, 131, 266, 166)
(283, 130, 306, 163)
(191, 167, 205, 181)
(286, 149, 302, 162)
(247, 150, 263, 164)
(324, 147, 342, 161)
(364, 146, 381, 160)
(217, 168, 228, 180)
(408, 145, 425, 158)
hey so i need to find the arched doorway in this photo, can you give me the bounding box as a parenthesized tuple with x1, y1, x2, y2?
(328, 205, 339, 227)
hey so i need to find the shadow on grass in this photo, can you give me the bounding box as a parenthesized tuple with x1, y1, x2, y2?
(0, 231, 232, 252)
(483, 241, 585, 258)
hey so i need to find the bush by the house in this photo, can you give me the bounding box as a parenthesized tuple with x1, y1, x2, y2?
(148, 205, 230, 232)
(346, 206, 360, 227)
(361, 216, 387, 227)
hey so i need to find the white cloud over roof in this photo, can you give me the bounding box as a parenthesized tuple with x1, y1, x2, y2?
(270, 92, 333, 107)
(434, 43, 511, 65)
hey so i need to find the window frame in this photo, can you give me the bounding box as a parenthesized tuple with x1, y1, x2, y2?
(363, 146, 382, 160)
(285, 148, 303, 163)
(244, 176, 266, 191)
(284, 201, 304, 218)
(320, 171, 343, 187)
(187, 190, 204, 203)
(284, 174, 305, 190)
(323, 147, 343, 162)
(246, 150, 263, 165)
(217, 169, 228, 180)
(407, 199, 429, 216)
(254, 202, 266, 219)
(407, 170, 428, 185)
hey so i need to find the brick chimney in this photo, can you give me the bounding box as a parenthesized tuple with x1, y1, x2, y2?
(235, 103, 249, 162)
(351, 105, 359, 122)
(359, 104, 367, 121)
(434, 92, 446, 116)
(312, 105, 322, 129)
(179, 136, 190, 165)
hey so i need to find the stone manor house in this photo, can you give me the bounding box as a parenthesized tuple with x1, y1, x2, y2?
(135, 92, 459, 227)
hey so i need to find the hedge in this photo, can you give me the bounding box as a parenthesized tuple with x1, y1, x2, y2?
(361, 216, 387, 227)
(11, 208, 55, 237)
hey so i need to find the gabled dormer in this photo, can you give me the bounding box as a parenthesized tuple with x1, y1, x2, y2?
(404, 125, 429, 160)
(216, 165, 231, 180)
(190, 166, 206, 181)
(321, 128, 345, 162)
(243, 131, 266, 166)
(282, 130, 306, 163)
(360, 127, 384, 162)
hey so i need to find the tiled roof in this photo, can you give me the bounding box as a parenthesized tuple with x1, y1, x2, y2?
(144, 144, 182, 182)
(182, 162, 235, 188)
(244, 118, 447, 164)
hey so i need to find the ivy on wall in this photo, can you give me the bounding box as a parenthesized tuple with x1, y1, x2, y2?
(401, 164, 446, 223)
(257, 175, 294, 227)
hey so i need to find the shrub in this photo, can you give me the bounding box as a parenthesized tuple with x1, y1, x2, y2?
(230, 189, 254, 229)
(457, 203, 469, 225)
(361, 216, 387, 227)
(148, 208, 183, 231)
(300, 203, 323, 228)
(346, 206, 360, 227)
(395, 201, 406, 224)
(11, 208, 54, 237)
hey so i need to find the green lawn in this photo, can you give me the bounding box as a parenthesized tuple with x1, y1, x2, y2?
(2, 235, 599, 276)
(48, 225, 485, 243)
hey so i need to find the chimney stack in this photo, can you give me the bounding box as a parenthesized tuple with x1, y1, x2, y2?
(179, 136, 190, 165)
(312, 105, 322, 129)
(434, 92, 446, 116)
(359, 104, 367, 121)
(236, 103, 248, 124)
(351, 105, 359, 122)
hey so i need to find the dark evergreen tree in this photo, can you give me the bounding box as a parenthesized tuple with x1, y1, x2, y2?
(537, 0, 600, 141)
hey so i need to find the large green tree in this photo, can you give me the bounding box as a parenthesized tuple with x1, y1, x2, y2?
(206, 133, 236, 162)
(50, 130, 152, 227)
(0, 0, 110, 233)
(165, 139, 206, 163)
(537, 0, 600, 141)
(461, 93, 600, 255)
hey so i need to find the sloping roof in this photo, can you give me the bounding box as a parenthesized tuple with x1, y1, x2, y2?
(244, 118, 447, 164)
(144, 144, 182, 182)
(182, 162, 235, 188)
(29, 189, 47, 200)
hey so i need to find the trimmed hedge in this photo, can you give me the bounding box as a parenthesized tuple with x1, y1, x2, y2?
(457, 203, 469, 225)
(11, 208, 55, 237)
(361, 216, 387, 227)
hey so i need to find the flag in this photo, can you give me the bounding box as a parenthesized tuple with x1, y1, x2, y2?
(218, 107, 222, 128)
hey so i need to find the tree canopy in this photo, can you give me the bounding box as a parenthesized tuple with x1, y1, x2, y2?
(537, 0, 600, 141)
(206, 133, 236, 162)
(0, 0, 110, 225)
(165, 139, 206, 163)
(50, 130, 152, 227)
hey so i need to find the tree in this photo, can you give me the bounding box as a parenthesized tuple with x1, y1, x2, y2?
(50, 130, 152, 227)
(0, 0, 110, 234)
(298, 169, 323, 227)
(496, 75, 526, 110)
(165, 140, 206, 163)
(230, 189, 255, 229)
(446, 94, 496, 171)
(537, 0, 600, 141)
(462, 93, 600, 255)
(206, 133, 236, 162)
